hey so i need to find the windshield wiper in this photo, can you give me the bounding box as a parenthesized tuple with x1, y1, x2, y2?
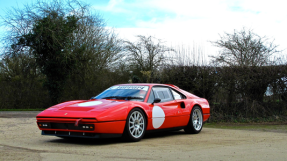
(124, 96, 144, 100)
(102, 96, 143, 100)
(102, 96, 125, 100)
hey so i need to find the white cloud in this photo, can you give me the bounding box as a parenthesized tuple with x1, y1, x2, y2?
(103, 0, 287, 59)
(146, 0, 229, 18)
(92, 0, 130, 13)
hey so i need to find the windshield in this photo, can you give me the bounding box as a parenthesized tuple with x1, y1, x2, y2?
(94, 86, 149, 102)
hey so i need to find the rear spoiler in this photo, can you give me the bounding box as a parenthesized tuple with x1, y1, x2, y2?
(165, 84, 180, 89)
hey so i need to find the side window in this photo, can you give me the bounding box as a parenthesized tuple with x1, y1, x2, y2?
(171, 89, 184, 100)
(147, 89, 155, 103)
(153, 87, 173, 102)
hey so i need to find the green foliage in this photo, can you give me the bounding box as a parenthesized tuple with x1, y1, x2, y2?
(2, 0, 124, 105)
(17, 12, 79, 104)
(0, 109, 45, 111)
(161, 65, 218, 101)
(0, 53, 51, 109)
(1, 1, 287, 123)
(161, 65, 287, 122)
(205, 123, 287, 132)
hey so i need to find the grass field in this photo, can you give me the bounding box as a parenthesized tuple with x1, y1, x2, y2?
(0, 109, 44, 111)
(205, 122, 287, 133)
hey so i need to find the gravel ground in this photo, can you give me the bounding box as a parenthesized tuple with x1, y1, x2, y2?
(0, 111, 286, 161)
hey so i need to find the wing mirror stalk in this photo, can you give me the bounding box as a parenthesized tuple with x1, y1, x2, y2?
(152, 98, 161, 105)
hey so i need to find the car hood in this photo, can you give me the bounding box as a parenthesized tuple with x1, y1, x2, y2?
(36, 99, 129, 121)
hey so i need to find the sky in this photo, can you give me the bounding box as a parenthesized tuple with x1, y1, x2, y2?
(1, 0, 287, 62)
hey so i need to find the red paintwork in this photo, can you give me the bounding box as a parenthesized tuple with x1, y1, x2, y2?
(36, 83, 210, 137)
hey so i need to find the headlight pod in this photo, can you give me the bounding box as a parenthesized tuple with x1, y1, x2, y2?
(38, 122, 51, 128)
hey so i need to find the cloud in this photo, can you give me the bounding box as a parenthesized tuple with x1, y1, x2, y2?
(97, 0, 287, 56)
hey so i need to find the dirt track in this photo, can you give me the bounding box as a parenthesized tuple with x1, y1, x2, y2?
(0, 112, 286, 161)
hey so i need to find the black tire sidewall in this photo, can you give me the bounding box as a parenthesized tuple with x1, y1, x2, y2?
(185, 106, 203, 134)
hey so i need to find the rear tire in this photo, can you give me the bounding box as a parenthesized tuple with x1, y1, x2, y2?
(123, 108, 146, 142)
(184, 106, 203, 134)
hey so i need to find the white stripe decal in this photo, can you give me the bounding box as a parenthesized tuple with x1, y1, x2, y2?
(78, 101, 102, 107)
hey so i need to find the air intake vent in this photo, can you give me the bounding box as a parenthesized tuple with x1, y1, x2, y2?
(59, 107, 94, 111)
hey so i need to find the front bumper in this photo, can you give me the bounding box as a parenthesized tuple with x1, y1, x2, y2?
(37, 119, 126, 138)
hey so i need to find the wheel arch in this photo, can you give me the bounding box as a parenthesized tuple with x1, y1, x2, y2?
(191, 104, 203, 113)
(184, 104, 204, 134)
(129, 106, 149, 126)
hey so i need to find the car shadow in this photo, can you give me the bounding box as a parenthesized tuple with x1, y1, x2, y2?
(144, 129, 187, 139)
(47, 137, 124, 145)
(45, 130, 189, 145)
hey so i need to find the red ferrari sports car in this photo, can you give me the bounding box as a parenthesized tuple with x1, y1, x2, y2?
(36, 84, 210, 141)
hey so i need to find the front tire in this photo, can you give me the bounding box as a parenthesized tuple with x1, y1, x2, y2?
(184, 106, 203, 134)
(123, 108, 146, 142)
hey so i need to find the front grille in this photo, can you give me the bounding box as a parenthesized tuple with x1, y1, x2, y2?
(38, 122, 94, 131)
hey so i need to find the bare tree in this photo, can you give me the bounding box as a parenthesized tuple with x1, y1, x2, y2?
(211, 28, 279, 66)
(172, 44, 208, 66)
(124, 35, 173, 82)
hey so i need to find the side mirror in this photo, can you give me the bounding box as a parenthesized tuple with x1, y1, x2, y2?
(152, 98, 161, 105)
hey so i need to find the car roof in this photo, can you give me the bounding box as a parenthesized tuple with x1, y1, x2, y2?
(116, 83, 178, 88)
(115, 83, 199, 99)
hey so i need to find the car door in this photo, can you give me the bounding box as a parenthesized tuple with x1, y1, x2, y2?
(148, 86, 183, 129)
(170, 88, 190, 127)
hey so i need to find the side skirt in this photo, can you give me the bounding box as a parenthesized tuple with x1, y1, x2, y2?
(146, 126, 186, 134)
